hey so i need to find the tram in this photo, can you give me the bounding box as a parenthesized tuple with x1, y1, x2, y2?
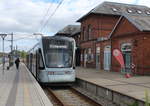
(26, 36, 76, 84)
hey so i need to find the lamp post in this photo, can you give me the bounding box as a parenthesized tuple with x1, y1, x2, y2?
(5, 33, 14, 67)
(0, 34, 7, 74)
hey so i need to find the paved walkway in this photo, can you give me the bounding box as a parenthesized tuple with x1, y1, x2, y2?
(76, 67, 150, 101)
(0, 63, 52, 106)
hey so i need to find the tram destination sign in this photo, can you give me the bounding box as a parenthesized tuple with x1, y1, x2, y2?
(49, 44, 68, 49)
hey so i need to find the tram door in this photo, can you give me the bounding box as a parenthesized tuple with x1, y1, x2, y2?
(96, 47, 100, 70)
(29, 53, 33, 72)
(104, 46, 111, 71)
(121, 43, 132, 73)
(36, 51, 39, 79)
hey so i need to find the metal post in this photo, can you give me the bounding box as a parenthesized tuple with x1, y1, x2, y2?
(16, 45, 18, 57)
(11, 33, 13, 53)
(0, 34, 7, 74)
(2, 37, 4, 71)
(11, 33, 13, 66)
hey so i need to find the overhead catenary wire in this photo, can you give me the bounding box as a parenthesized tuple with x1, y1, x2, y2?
(38, 0, 55, 32)
(0, 34, 41, 53)
(40, 0, 64, 32)
(4, 34, 40, 42)
(5, 37, 37, 41)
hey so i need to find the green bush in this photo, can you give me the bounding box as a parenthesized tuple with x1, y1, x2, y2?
(145, 90, 150, 106)
(127, 101, 139, 106)
(124, 90, 150, 106)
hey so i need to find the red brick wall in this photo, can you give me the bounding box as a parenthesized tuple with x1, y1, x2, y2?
(134, 34, 150, 75)
(80, 14, 119, 41)
(112, 18, 140, 37)
(112, 34, 150, 75)
(111, 17, 150, 75)
(80, 14, 119, 68)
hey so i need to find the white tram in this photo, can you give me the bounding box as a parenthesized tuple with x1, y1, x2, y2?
(26, 36, 76, 84)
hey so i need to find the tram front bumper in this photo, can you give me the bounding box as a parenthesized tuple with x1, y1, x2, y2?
(39, 71, 75, 83)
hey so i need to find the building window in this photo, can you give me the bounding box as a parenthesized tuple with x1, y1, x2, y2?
(96, 47, 100, 54)
(87, 25, 92, 40)
(88, 48, 91, 54)
(83, 27, 86, 41)
(121, 43, 132, 52)
(84, 49, 87, 62)
(146, 11, 150, 15)
(82, 27, 85, 41)
(127, 9, 132, 13)
(137, 10, 142, 14)
(112, 8, 118, 12)
(87, 48, 93, 62)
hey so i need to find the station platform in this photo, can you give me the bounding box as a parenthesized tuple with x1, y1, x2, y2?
(76, 67, 150, 104)
(0, 63, 52, 106)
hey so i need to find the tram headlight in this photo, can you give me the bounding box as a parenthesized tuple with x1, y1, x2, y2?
(48, 71, 54, 75)
(65, 71, 72, 74)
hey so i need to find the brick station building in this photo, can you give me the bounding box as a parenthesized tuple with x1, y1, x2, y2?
(77, 1, 150, 75)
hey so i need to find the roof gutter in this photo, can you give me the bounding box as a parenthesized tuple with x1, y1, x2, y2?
(77, 13, 120, 22)
(77, 13, 94, 22)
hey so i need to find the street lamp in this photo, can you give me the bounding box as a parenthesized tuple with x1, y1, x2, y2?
(0, 34, 7, 74)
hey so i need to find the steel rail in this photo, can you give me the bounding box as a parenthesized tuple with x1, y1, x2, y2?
(45, 87, 101, 106)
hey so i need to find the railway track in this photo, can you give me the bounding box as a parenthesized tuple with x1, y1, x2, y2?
(44, 86, 101, 106)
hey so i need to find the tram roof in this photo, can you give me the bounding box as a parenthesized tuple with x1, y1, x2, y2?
(42, 36, 75, 41)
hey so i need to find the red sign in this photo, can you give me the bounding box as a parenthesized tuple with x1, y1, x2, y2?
(113, 49, 125, 68)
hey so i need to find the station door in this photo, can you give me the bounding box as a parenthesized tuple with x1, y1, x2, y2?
(104, 46, 111, 71)
(122, 51, 132, 73)
(121, 43, 132, 73)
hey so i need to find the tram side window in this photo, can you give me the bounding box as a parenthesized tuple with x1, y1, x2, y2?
(39, 53, 44, 68)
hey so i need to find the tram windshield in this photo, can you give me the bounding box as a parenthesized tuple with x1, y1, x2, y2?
(43, 38, 74, 68)
(45, 49, 73, 68)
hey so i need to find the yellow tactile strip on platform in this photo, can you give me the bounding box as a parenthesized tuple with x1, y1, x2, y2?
(22, 68, 32, 106)
(23, 63, 53, 106)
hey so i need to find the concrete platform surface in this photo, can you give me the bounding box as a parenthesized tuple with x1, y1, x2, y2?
(76, 67, 150, 101)
(0, 63, 52, 106)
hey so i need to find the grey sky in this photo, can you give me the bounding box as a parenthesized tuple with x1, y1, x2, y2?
(0, 0, 149, 52)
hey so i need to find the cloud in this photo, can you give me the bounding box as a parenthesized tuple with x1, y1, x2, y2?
(0, 0, 148, 34)
(0, 0, 149, 52)
(0, 0, 50, 33)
